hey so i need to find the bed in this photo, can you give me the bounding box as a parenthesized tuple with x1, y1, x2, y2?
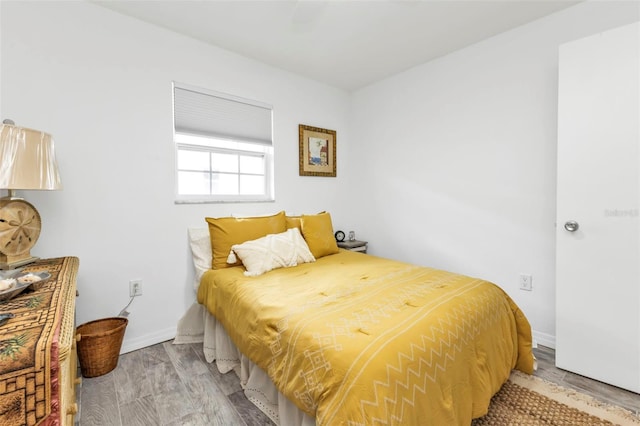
(181, 211, 535, 425)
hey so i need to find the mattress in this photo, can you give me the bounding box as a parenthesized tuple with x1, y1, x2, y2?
(197, 250, 534, 425)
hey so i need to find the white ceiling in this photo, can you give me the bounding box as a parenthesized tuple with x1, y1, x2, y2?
(94, 0, 579, 91)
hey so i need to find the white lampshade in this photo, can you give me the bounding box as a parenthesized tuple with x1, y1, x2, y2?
(0, 123, 62, 191)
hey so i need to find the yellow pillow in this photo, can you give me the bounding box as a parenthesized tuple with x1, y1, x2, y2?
(205, 211, 287, 269)
(300, 212, 340, 259)
(286, 215, 302, 231)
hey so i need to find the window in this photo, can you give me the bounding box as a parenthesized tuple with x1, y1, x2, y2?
(173, 83, 274, 203)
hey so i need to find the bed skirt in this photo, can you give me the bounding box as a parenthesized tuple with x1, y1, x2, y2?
(174, 302, 314, 426)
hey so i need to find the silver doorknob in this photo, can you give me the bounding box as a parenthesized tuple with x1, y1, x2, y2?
(564, 221, 579, 232)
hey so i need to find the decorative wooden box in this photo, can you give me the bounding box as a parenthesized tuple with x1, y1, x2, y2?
(0, 257, 80, 425)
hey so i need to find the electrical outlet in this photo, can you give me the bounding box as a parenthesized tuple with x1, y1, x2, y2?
(519, 274, 532, 291)
(129, 279, 143, 297)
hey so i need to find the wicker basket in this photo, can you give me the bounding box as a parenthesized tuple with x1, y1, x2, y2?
(76, 317, 128, 378)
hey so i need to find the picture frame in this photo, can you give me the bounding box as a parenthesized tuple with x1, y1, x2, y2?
(298, 124, 336, 177)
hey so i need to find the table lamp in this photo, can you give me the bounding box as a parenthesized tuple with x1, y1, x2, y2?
(0, 120, 62, 269)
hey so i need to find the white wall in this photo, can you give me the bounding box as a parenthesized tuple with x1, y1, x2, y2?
(349, 1, 639, 348)
(0, 1, 352, 352)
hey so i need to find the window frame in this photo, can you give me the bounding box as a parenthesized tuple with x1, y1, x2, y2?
(174, 138, 274, 204)
(172, 82, 275, 204)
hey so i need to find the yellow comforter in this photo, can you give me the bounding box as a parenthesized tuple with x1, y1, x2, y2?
(198, 250, 534, 425)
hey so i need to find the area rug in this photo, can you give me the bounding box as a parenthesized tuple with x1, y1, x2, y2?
(472, 370, 640, 425)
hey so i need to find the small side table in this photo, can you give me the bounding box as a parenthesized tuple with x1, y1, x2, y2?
(337, 240, 368, 253)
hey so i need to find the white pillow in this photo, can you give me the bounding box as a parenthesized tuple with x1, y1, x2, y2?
(188, 227, 212, 289)
(227, 228, 315, 277)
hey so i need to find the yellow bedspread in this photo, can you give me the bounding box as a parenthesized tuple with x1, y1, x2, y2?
(198, 250, 534, 425)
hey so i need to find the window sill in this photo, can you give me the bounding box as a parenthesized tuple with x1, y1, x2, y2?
(174, 198, 275, 205)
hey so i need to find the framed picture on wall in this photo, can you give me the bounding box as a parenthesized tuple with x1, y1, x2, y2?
(298, 124, 336, 177)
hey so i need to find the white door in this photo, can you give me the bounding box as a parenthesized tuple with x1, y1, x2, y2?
(556, 22, 640, 393)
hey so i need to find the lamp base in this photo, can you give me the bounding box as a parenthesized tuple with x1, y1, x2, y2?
(0, 253, 39, 270)
(0, 197, 42, 270)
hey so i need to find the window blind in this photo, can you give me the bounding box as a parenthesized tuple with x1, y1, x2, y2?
(173, 84, 272, 146)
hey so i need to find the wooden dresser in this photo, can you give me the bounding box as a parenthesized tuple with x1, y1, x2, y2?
(0, 257, 80, 426)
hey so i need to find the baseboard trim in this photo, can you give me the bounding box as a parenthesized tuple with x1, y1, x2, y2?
(120, 326, 177, 354)
(532, 330, 556, 349)
(119, 327, 556, 354)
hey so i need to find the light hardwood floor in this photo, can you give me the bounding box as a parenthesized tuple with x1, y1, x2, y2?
(76, 342, 639, 425)
(77, 341, 273, 426)
(532, 345, 639, 416)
